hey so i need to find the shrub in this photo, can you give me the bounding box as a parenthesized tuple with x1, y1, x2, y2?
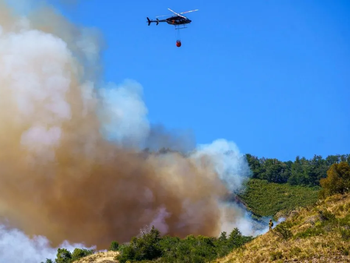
(55, 248, 72, 263)
(71, 248, 94, 261)
(109, 241, 119, 251)
(116, 226, 162, 263)
(273, 222, 293, 240)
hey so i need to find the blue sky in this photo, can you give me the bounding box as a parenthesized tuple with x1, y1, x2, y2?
(21, 0, 350, 161)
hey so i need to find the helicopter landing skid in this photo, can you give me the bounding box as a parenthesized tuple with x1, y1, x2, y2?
(175, 26, 187, 30)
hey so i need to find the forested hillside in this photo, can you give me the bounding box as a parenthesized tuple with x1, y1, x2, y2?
(238, 179, 320, 218)
(239, 154, 350, 219)
(245, 154, 350, 186)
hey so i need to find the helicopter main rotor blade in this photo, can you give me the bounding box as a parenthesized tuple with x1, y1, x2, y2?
(168, 8, 187, 19)
(179, 9, 199, 15)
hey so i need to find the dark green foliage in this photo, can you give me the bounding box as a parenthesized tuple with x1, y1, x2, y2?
(117, 226, 162, 263)
(43, 248, 94, 263)
(116, 227, 252, 263)
(109, 241, 119, 251)
(71, 248, 94, 261)
(55, 248, 72, 263)
(227, 228, 252, 248)
(160, 234, 218, 263)
(238, 179, 319, 217)
(245, 154, 350, 187)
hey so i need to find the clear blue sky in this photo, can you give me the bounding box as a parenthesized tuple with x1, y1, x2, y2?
(49, 1, 350, 161)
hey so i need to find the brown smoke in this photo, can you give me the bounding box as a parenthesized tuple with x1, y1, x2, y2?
(0, 1, 240, 250)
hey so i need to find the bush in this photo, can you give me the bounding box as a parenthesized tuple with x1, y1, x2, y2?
(109, 241, 119, 251)
(71, 248, 94, 261)
(116, 226, 162, 263)
(273, 222, 293, 240)
(55, 248, 72, 263)
(43, 247, 94, 263)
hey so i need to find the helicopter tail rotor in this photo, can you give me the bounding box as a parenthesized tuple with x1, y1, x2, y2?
(147, 17, 159, 26)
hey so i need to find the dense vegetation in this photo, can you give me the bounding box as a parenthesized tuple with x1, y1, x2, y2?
(42, 157, 350, 263)
(115, 226, 252, 263)
(41, 248, 94, 263)
(238, 178, 320, 218)
(238, 154, 349, 218)
(43, 227, 252, 263)
(245, 154, 350, 186)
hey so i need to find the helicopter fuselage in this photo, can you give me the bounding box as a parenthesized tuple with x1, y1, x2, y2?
(163, 16, 191, 25)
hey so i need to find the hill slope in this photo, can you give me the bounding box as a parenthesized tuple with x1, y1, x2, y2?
(238, 179, 320, 218)
(215, 193, 350, 263)
(69, 194, 350, 263)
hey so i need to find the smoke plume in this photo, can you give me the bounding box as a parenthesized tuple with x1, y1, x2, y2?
(0, 1, 255, 261)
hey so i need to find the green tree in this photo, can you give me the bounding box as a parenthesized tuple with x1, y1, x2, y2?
(227, 228, 252, 248)
(109, 241, 119, 251)
(117, 226, 162, 263)
(245, 154, 262, 178)
(288, 157, 304, 185)
(55, 248, 72, 263)
(326, 155, 340, 165)
(71, 248, 94, 261)
(319, 162, 350, 198)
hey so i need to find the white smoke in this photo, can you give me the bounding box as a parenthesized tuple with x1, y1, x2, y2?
(191, 139, 251, 193)
(99, 80, 150, 148)
(0, 225, 93, 263)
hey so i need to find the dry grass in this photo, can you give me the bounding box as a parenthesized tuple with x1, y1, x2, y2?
(215, 193, 350, 263)
(73, 251, 119, 263)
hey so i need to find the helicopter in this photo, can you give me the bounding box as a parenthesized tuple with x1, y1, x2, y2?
(147, 8, 198, 28)
(146, 8, 198, 47)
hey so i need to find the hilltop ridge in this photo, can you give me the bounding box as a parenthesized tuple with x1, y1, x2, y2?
(215, 193, 350, 263)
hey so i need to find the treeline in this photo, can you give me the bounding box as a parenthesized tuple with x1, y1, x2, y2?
(43, 227, 252, 263)
(245, 154, 350, 186)
(41, 248, 94, 263)
(116, 226, 252, 263)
